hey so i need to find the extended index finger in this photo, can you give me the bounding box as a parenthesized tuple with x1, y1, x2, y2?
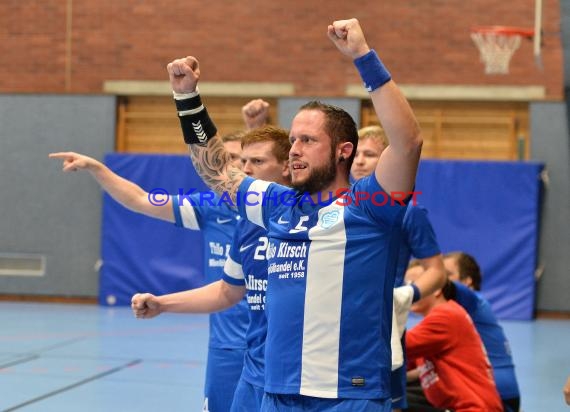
(49, 152, 75, 159)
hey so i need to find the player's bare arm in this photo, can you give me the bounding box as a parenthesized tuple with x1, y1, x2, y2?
(188, 138, 245, 202)
(328, 18, 422, 195)
(132, 280, 246, 319)
(167, 56, 246, 201)
(415, 254, 447, 298)
(49, 151, 174, 222)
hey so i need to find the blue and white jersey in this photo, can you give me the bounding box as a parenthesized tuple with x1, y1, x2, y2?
(237, 175, 408, 399)
(395, 204, 441, 286)
(453, 281, 520, 399)
(172, 192, 248, 350)
(222, 219, 269, 388)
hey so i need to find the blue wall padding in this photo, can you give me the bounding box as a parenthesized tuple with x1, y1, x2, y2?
(100, 154, 208, 306)
(414, 160, 544, 320)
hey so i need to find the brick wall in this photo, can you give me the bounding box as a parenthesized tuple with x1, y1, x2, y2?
(0, 0, 563, 99)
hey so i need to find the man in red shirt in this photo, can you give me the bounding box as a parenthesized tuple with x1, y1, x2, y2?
(404, 265, 502, 412)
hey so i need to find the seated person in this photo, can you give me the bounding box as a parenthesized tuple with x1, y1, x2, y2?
(444, 251, 521, 412)
(404, 265, 502, 412)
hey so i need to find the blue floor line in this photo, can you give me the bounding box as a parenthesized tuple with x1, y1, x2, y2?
(2, 359, 142, 412)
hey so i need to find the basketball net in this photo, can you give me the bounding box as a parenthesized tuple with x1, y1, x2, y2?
(471, 31, 522, 75)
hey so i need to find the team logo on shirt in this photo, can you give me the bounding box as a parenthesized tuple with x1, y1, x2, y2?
(319, 210, 340, 229)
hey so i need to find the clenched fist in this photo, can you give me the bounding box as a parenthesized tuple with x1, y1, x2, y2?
(167, 56, 201, 94)
(131, 293, 162, 319)
(242, 99, 270, 130)
(327, 18, 370, 59)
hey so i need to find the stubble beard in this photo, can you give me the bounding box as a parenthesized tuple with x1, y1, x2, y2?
(290, 151, 337, 195)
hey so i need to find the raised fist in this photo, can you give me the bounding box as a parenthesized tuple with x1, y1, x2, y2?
(167, 56, 201, 94)
(327, 18, 370, 59)
(242, 99, 270, 130)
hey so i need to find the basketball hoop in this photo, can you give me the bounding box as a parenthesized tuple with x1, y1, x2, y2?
(471, 26, 534, 74)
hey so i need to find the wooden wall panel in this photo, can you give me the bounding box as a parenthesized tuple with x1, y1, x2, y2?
(119, 96, 529, 161)
(116, 96, 278, 153)
(361, 101, 530, 160)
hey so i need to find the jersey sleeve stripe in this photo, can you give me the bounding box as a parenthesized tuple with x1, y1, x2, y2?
(175, 195, 200, 230)
(224, 255, 244, 281)
(222, 273, 245, 286)
(172, 193, 183, 227)
(245, 179, 271, 229)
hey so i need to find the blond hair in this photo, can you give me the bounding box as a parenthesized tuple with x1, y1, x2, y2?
(358, 125, 388, 149)
(221, 131, 246, 143)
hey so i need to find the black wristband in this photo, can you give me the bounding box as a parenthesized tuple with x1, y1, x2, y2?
(178, 108, 218, 144)
(174, 94, 203, 112)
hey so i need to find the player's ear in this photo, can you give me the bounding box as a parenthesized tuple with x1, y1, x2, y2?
(337, 142, 353, 163)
